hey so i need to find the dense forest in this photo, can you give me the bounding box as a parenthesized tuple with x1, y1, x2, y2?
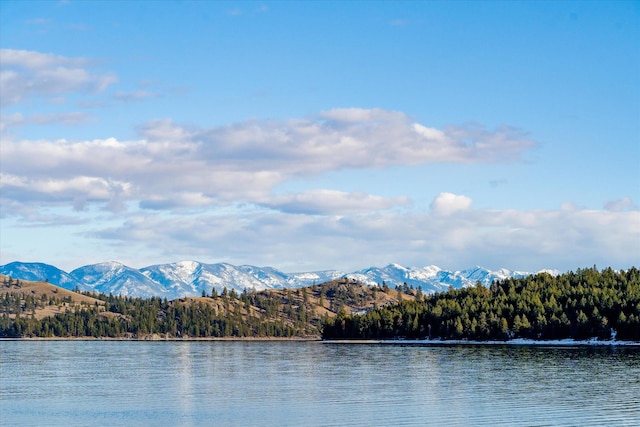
(0, 276, 411, 338)
(322, 267, 640, 341)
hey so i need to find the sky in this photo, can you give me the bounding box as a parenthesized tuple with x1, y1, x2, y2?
(0, 0, 639, 274)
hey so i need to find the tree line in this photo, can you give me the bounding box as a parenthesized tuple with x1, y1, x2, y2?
(322, 267, 640, 341)
(0, 278, 392, 338)
(1, 290, 301, 338)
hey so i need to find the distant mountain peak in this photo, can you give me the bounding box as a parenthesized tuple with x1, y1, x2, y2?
(386, 262, 407, 270)
(0, 261, 554, 300)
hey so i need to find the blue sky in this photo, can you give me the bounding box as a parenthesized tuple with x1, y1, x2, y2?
(1, 0, 638, 273)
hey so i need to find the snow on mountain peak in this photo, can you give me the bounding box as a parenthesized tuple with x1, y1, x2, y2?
(1, 261, 556, 300)
(173, 260, 203, 277)
(386, 262, 408, 271)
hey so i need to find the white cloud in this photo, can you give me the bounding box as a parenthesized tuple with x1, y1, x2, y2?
(0, 172, 131, 211)
(0, 49, 117, 107)
(0, 109, 536, 213)
(1, 49, 86, 69)
(430, 192, 473, 216)
(191, 109, 534, 171)
(413, 123, 446, 141)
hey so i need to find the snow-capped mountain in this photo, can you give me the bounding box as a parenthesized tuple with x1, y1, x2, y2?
(70, 262, 170, 299)
(286, 270, 346, 287)
(138, 261, 348, 299)
(347, 263, 532, 292)
(1, 260, 556, 300)
(0, 261, 90, 291)
(140, 261, 292, 298)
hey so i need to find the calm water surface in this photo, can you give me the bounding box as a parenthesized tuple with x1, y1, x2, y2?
(1, 341, 639, 426)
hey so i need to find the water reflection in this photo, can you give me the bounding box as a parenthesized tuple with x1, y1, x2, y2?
(1, 341, 639, 426)
(175, 342, 195, 419)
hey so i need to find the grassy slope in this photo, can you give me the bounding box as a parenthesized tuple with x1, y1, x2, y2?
(176, 278, 417, 333)
(1, 274, 107, 320)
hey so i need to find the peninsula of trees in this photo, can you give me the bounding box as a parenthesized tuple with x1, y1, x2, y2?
(323, 267, 640, 341)
(1, 267, 639, 341)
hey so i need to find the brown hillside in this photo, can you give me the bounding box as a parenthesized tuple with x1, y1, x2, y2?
(0, 275, 107, 320)
(177, 278, 417, 335)
(1, 275, 420, 338)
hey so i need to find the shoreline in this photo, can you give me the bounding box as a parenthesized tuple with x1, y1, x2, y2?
(0, 335, 321, 342)
(3, 336, 640, 346)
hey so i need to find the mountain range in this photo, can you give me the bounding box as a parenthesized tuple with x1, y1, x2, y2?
(0, 260, 557, 300)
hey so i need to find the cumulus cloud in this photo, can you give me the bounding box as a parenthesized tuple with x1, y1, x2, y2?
(192, 108, 535, 173)
(430, 192, 473, 215)
(0, 109, 536, 213)
(0, 172, 131, 212)
(0, 49, 117, 107)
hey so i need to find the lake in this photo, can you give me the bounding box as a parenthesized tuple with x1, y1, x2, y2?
(1, 340, 639, 426)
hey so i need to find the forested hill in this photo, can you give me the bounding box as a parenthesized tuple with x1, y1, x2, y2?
(322, 267, 640, 341)
(0, 276, 416, 339)
(3, 267, 639, 341)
